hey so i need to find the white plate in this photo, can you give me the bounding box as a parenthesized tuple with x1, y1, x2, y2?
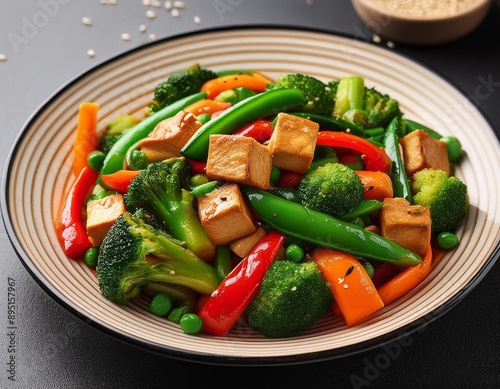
(2, 27, 500, 365)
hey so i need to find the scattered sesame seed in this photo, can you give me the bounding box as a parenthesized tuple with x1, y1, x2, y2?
(146, 9, 156, 18)
(108, 0, 117, 4)
(169, 270, 176, 274)
(0, 53, 7, 62)
(82, 16, 93, 26)
(343, 284, 349, 289)
(372, 34, 382, 43)
(139, 24, 147, 32)
(386, 40, 396, 49)
(306, 0, 314, 6)
(291, 286, 297, 292)
(171, 8, 180, 17)
(338, 277, 344, 284)
(100, 0, 108, 4)
(151, 0, 162, 7)
(148, 33, 157, 40)
(121, 33, 131, 41)
(194, 15, 201, 24)
(164, 1, 172, 10)
(87, 49, 96, 58)
(173, 1, 185, 8)
(143, 0, 151, 5)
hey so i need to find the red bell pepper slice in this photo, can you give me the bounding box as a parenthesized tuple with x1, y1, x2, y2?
(316, 131, 391, 173)
(234, 119, 273, 143)
(185, 157, 207, 175)
(277, 171, 303, 188)
(198, 230, 286, 336)
(55, 166, 98, 259)
(100, 169, 141, 193)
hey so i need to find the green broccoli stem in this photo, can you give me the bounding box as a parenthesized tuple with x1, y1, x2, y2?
(333, 76, 365, 119)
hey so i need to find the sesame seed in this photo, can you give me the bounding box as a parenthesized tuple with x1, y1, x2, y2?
(143, 0, 151, 5)
(0, 53, 7, 62)
(108, 0, 117, 4)
(146, 9, 156, 18)
(87, 49, 96, 58)
(164, 1, 172, 10)
(338, 277, 344, 284)
(169, 270, 176, 274)
(306, 0, 314, 5)
(100, 0, 108, 4)
(194, 15, 201, 24)
(82, 16, 93, 26)
(171, 8, 180, 17)
(291, 286, 297, 292)
(152, 0, 162, 7)
(139, 24, 147, 32)
(386, 41, 396, 49)
(148, 33, 157, 40)
(121, 33, 131, 41)
(372, 34, 382, 43)
(173, 1, 185, 8)
(343, 284, 349, 289)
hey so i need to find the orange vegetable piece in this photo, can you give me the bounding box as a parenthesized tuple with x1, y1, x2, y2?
(100, 169, 141, 193)
(311, 247, 384, 327)
(377, 244, 433, 305)
(183, 99, 231, 116)
(354, 170, 394, 201)
(200, 72, 273, 99)
(72, 102, 99, 176)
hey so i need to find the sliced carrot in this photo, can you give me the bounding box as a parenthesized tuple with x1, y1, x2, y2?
(73, 102, 100, 177)
(377, 244, 433, 305)
(183, 99, 232, 116)
(100, 169, 141, 193)
(354, 170, 394, 201)
(200, 72, 272, 99)
(311, 247, 384, 327)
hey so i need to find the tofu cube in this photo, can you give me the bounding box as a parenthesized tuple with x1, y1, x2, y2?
(267, 113, 319, 174)
(197, 183, 257, 246)
(205, 134, 272, 190)
(86, 194, 126, 246)
(400, 129, 450, 177)
(229, 227, 267, 258)
(379, 197, 431, 254)
(138, 110, 202, 162)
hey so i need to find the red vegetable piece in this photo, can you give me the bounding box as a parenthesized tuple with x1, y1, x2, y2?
(277, 171, 303, 188)
(234, 119, 273, 143)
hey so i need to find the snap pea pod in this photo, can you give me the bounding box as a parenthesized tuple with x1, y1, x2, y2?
(180, 88, 305, 160)
(99, 92, 207, 183)
(288, 112, 367, 137)
(383, 117, 413, 203)
(241, 187, 421, 267)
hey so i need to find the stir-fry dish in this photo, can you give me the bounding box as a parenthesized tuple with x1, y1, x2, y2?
(55, 65, 468, 338)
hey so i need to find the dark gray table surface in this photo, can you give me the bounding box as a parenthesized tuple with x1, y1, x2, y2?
(1, 1, 499, 388)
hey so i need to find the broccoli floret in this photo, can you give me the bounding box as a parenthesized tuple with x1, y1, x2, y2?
(124, 157, 215, 261)
(364, 87, 402, 129)
(99, 114, 137, 155)
(96, 210, 218, 305)
(267, 73, 335, 116)
(246, 260, 332, 338)
(411, 168, 468, 234)
(298, 162, 364, 218)
(332, 75, 402, 129)
(149, 64, 218, 112)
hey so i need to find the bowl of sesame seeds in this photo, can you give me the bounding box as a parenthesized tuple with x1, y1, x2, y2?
(352, 0, 492, 45)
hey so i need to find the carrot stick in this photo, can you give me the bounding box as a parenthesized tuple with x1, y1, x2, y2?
(354, 170, 394, 201)
(183, 99, 231, 116)
(311, 247, 384, 327)
(377, 244, 433, 305)
(100, 169, 141, 193)
(73, 102, 100, 177)
(200, 72, 272, 99)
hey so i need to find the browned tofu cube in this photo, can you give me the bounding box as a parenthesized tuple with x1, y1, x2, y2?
(138, 110, 202, 162)
(205, 134, 272, 190)
(400, 129, 449, 177)
(197, 183, 257, 246)
(86, 194, 126, 246)
(379, 197, 431, 254)
(229, 227, 267, 258)
(267, 113, 319, 174)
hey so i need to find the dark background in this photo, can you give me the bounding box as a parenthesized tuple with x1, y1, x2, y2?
(0, 1, 499, 388)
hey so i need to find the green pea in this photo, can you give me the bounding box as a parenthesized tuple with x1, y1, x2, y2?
(127, 149, 149, 170)
(270, 166, 281, 185)
(84, 246, 99, 268)
(285, 244, 304, 263)
(441, 136, 462, 162)
(150, 292, 173, 317)
(168, 305, 191, 324)
(190, 173, 209, 188)
(87, 150, 106, 171)
(437, 232, 459, 249)
(179, 313, 204, 335)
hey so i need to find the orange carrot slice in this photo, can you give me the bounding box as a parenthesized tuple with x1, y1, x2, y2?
(100, 169, 141, 193)
(200, 72, 272, 99)
(311, 247, 384, 327)
(73, 102, 99, 176)
(377, 244, 433, 305)
(183, 99, 231, 116)
(354, 170, 394, 201)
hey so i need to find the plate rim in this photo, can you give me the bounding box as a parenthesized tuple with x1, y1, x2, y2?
(1, 24, 499, 366)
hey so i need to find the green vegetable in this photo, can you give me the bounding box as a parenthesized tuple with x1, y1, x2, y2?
(267, 73, 335, 116)
(190, 180, 217, 197)
(363, 87, 402, 129)
(96, 210, 218, 305)
(214, 245, 232, 283)
(411, 168, 468, 234)
(84, 246, 99, 268)
(168, 305, 191, 324)
(437, 232, 459, 249)
(338, 199, 383, 221)
(126, 149, 149, 170)
(180, 88, 305, 160)
(246, 260, 332, 338)
(214, 86, 257, 105)
(285, 244, 304, 263)
(99, 92, 207, 182)
(150, 292, 173, 317)
(288, 112, 366, 137)
(124, 157, 215, 261)
(298, 162, 364, 218)
(149, 64, 217, 112)
(99, 114, 138, 155)
(179, 313, 204, 335)
(242, 187, 422, 267)
(142, 282, 197, 312)
(87, 150, 106, 171)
